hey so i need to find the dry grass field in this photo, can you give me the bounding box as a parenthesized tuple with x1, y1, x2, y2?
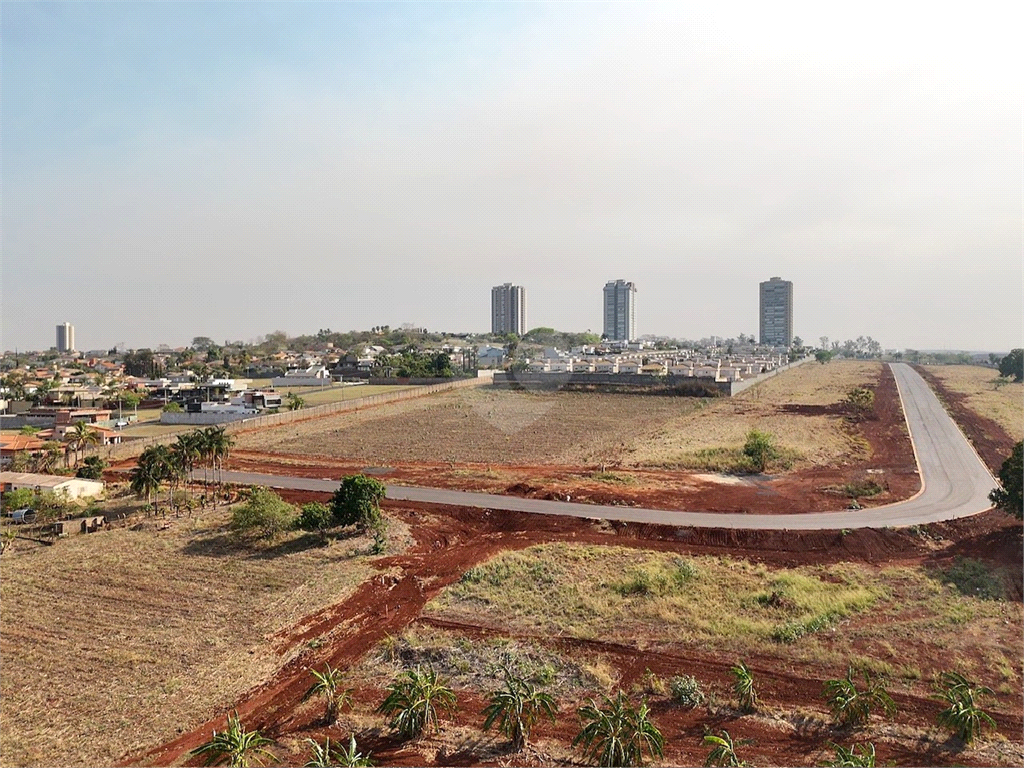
(0, 504, 394, 767)
(235, 361, 879, 470)
(926, 365, 1023, 442)
(425, 542, 1022, 698)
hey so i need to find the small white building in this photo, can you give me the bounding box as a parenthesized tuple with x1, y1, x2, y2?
(271, 366, 331, 388)
(0, 472, 104, 500)
(594, 359, 619, 374)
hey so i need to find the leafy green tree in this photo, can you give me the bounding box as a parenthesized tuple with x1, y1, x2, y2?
(573, 690, 664, 767)
(997, 348, 1023, 382)
(190, 711, 275, 767)
(742, 431, 778, 474)
(2, 488, 36, 510)
(815, 350, 835, 364)
(162, 401, 183, 413)
(76, 455, 107, 480)
(821, 742, 876, 767)
(304, 664, 352, 724)
(378, 666, 458, 740)
(331, 475, 386, 530)
(823, 668, 896, 728)
(703, 729, 750, 767)
(935, 671, 996, 745)
(989, 442, 1022, 519)
(230, 487, 296, 540)
(730, 661, 758, 712)
(482, 665, 557, 752)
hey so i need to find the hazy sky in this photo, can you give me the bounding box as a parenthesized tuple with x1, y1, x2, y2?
(2, 1, 1021, 353)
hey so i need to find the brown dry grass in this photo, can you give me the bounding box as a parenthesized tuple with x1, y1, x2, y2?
(235, 361, 878, 471)
(628, 360, 879, 468)
(0, 507, 387, 768)
(927, 365, 1023, 441)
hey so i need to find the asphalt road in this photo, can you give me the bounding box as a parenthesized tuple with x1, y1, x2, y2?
(218, 363, 998, 531)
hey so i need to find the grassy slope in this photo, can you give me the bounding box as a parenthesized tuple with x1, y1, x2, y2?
(927, 365, 1023, 442)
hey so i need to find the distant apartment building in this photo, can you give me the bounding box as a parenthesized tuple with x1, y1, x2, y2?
(603, 280, 636, 341)
(56, 322, 76, 353)
(759, 277, 793, 347)
(491, 283, 527, 336)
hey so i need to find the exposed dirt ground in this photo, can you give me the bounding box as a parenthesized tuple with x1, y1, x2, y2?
(124, 497, 1022, 768)
(222, 363, 919, 514)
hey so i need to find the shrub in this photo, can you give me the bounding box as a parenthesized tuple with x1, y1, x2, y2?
(297, 502, 334, 536)
(230, 487, 296, 540)
(2, 488, 36, 511)
(989, 441, 1022, 519)
(703, 729, 749, 767)
(844, 388, 875, 415)
(669, 675, 706, 708)
(162, 401, 182, 413)
(743, 430, 779, 473)
(482, 665, 557, 752)
(190, 711, 275, 767)
(76, 455, 108, 480)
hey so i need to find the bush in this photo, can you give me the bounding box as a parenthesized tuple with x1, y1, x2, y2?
(845, 388, 875, 416)
(941, 557, 1006, 601)
(162, 401, 182, 413)
(669, 675, 706, 708)
(76, 455, 108, 480)
(297, 502, 334, 535)
(743, 430, 779, 473)
(331, 475, 386, 530)
(2, 488, 36, 511)
(230, 487, 296, 540)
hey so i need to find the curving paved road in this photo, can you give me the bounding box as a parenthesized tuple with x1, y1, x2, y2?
(219, 363, 997, 531)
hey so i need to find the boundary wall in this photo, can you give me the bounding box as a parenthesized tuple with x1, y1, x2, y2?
(86, 376, 487, 463)
(492, 356, 812, 396)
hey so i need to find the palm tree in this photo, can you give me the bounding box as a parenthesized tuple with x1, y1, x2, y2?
(286, 392, 305, 411)
(573, 690, 664, 767)
(204, 426, 234, 498)
(304, 664, 353, 724)
(33, 442, 64, 474)
(65, 421, 100, 467)
(190, 711, 275, 767)
(482, 665, 557, 752)
(377, 666, 458, 740)
(131, 445, 171, 505)
(172, 432, 202, 503)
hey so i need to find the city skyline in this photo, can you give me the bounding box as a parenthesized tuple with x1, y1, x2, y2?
(2, 2, 1020, 353)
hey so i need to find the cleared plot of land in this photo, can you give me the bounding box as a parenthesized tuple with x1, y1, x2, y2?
(272, 383, 415, 406)
(0, 506, 387, 768)
(425, 542, 1022, 698)
(237, 361, 878, 470)
(927, 365, 1023, 442)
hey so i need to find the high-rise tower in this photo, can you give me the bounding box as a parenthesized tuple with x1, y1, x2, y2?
(759, 277, 793, 347)
(56, 322, 76, 353)
(602, 280, 636, 341)
(491, 283, 527, 336)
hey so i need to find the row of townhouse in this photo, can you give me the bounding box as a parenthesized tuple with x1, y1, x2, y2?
(523, 352, 788, 382)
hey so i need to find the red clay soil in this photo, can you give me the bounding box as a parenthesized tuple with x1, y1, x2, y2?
(911, 365, 1018, 474)
(221, 364, 920, 515)
(125, 497, 1023, 768)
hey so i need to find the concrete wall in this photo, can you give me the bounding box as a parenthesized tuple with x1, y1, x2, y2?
(85, 376, 488, 463)
(160, 411, 254, 425)
(492, 355, 813, 397)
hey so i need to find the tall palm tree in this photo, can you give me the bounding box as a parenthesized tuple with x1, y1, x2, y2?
(67, 421, 101, 467)
(482, 665, 557, 752)
(173, 432, 202, 503)
(130, 446, 166, 505)
(205, 426, 235, 498)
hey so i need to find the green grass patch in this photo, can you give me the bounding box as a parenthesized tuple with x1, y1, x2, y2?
(936, 558, 1008, 601)
(586, 471, 639, 485)
(429, 544, 881, 648)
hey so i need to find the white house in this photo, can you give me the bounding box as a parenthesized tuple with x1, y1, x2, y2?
(271, 366, 331, 387)
(0, 471, 104, 500)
